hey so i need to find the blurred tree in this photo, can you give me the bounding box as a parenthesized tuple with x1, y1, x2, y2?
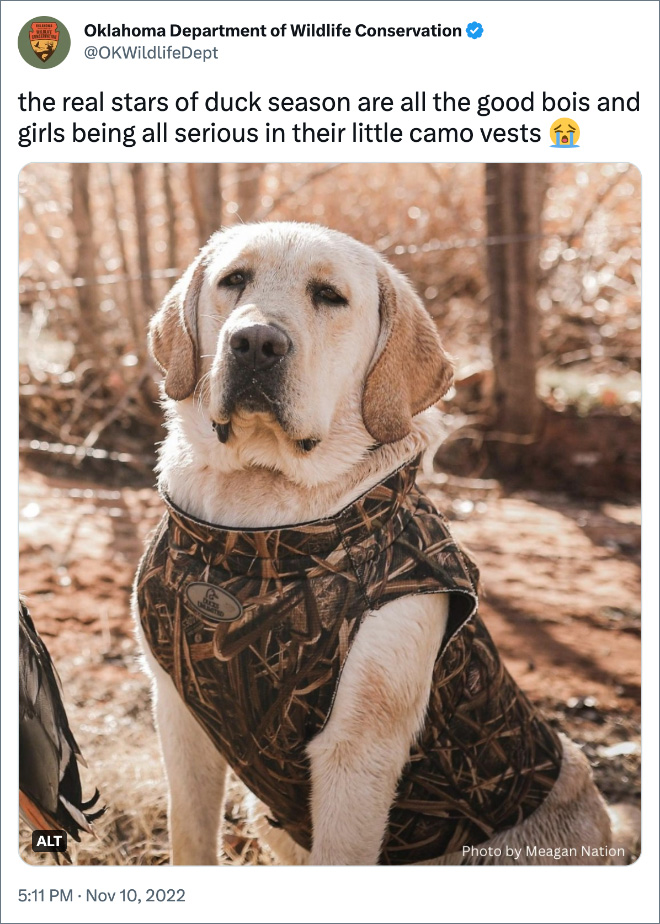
(106, 165, 144, 363)
(130, 163, 154, 343)
(162, 164, 178, 270)
(70, 164, 103, 356)
(234, 163, 264, 222)
(485, 163, 547, 462)
(187, 164, 222, 245)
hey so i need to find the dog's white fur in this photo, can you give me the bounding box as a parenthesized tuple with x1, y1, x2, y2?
(137, 221, 617, 865)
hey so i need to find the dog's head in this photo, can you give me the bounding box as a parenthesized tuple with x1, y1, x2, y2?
(150, 222, 453, 482)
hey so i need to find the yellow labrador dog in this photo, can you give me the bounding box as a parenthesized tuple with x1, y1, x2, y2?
(135, 221, 621, 866)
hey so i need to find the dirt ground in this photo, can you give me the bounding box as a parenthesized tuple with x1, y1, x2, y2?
(18, 460, 641, 866)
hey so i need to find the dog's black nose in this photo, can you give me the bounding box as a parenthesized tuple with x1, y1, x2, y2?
(229, 324, 291, 371)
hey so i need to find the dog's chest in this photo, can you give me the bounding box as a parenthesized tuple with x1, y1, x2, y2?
(140, 516, 363, 765)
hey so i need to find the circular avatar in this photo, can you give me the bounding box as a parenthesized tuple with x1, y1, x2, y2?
(18, 17, 71, 69)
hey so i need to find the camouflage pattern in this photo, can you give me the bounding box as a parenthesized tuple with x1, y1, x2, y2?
(137, 457, 562, 863)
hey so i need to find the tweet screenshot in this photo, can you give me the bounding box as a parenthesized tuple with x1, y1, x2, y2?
(2, 1, 658, 922)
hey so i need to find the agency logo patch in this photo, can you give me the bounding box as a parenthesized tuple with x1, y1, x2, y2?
(18, 17, 71, 69)
(185, 583, 243, 623)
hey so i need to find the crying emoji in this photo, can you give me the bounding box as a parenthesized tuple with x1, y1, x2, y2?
(550, 118, 580, 148)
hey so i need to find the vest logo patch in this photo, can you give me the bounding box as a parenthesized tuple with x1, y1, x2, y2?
(185, 583, 243, 622)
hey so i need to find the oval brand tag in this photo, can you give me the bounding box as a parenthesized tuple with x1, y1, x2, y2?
(185, 583, 243, 623)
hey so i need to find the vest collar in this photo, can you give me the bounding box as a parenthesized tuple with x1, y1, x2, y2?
(161, 455, 421, 573)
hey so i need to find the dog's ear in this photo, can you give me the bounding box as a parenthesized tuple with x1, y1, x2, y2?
(362, 261, 453, 445)
(148, 252, 209, 401)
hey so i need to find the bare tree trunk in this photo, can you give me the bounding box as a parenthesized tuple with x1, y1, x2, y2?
(234, 163, 264, 222)
(130, 163, 155, 333)
(70, 164, 103, 356)
(128, 164, 162, 405)
(162, 163, 178, 271)
(106, 164, 145, 363)
(187, 163, 222, 245)
(485, 164, 546, 459)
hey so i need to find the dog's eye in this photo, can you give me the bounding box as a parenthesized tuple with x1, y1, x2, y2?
(219, 271, 247, 288)
(313, 285, 348, 306)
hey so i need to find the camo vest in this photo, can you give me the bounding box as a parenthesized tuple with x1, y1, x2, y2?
(137, 457, 562, 863)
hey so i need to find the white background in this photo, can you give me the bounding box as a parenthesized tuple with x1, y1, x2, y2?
(2, 2, 658, 922)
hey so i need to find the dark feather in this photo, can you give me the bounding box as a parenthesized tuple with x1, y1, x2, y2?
(19, 598, 105, 858)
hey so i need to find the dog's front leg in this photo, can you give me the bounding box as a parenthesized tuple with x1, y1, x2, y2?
(149, 656, 228, 865)
(306, 593, 448, 865)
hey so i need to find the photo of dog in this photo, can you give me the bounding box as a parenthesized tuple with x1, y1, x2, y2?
(135, 221, 631, 865)
(18, 164, 641, 866)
